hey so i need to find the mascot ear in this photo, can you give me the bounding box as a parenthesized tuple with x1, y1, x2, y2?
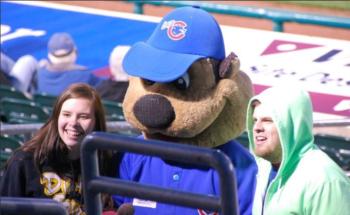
(219, 52, 240, 79)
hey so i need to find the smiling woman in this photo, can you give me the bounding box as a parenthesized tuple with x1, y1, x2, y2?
(58, 97, 96, 159)
(0, 83, 118, 215)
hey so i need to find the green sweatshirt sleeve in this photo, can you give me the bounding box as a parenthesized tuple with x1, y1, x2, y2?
(307, 179, 350, 215)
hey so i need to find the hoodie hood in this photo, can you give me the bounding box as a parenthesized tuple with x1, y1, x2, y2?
(246, 86, 316, 184)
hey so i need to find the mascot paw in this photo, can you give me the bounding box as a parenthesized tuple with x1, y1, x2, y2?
(116, 203, 134, 215)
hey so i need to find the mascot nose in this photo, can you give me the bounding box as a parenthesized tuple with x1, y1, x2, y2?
(133, 94, 175, 129)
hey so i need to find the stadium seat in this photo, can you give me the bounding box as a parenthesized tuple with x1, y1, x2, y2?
(33, 93, 57, 113)
(102, 99, 125, 121)
(0, 135, 22, 168)
(0, 97, 50, 124)
(0, 85, 29, 100)
(236, 131, 249, 148)
(315, 134, 350, 172)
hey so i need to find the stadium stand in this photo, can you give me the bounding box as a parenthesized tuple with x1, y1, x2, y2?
(0, 85, 30, 101)
(102, 99, 125, 122)
(0, 135, 22, 169)
(33, 93, 57, 113)
(0, 97, 50, 124)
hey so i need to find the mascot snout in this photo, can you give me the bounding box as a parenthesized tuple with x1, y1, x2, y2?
(133, 94, 175, 129)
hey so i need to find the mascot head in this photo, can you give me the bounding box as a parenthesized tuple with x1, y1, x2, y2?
(122, 6, 253, 147)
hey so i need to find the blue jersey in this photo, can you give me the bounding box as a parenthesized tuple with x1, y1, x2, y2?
(113, 140, 257, 215)
(36, 67, 105, 96)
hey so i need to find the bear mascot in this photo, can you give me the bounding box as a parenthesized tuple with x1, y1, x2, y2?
(113, 6, 257, 215)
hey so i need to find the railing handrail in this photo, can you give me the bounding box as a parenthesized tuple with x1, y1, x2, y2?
(0, 197, 68, 215)
(81, 132, 239, 215)
(126, 0, 350, 32)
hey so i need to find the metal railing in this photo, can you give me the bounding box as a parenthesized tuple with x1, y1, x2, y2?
(0, 197, 67, 215)
(81, 132, 239, 215)
(126, 0, 350, 32)
(313, 118, 350, 128)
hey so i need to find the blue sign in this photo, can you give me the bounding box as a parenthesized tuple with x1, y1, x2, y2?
(1, 1, 157, 71)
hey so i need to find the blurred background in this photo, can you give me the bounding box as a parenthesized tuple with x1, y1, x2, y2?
(1, 0, 350, 174)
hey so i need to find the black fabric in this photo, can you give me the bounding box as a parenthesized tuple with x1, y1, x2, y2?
(0, 150, 79, 197)
(95, 79, 129, 103)
(0, 150, 44, 197)
(0, 149, 121, 214)
(0, 150, 85, 214)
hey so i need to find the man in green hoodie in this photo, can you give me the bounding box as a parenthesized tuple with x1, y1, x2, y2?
(246, 86, 350, 215)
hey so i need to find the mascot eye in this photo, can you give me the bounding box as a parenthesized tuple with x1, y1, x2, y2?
(173, 73, 190, 90)
(143, 79, 155, 86)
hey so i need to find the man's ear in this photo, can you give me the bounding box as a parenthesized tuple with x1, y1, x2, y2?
(219, 52, 240, 79)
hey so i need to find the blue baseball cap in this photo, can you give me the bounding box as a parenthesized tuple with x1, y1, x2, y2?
(48, 32, 76, 57)
(123, 6, 226, 82)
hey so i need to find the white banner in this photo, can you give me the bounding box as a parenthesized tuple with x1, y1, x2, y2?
(222, 26, 350, 119)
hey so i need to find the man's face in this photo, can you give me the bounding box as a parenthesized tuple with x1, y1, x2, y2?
(252, 102, 282, 164)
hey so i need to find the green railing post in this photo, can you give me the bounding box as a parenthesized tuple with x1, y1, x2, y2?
(133, 2, 144, 14)
(273, 20, 284, 32)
